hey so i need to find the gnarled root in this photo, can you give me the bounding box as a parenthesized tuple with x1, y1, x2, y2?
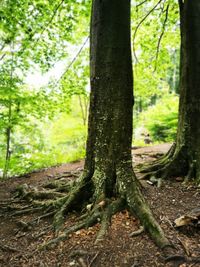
(95, 198, 125, 243)
(137, 144, 189, 184)
(117, 166, 171, 248)
(41, 198, 125, 249)
(136, 143, 176, 173)
(10, 167, 170, 250)
(53, 173, 93, 231)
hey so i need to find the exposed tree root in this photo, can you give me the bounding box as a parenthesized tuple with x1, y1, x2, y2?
(11, 206, 43, 216)
(40, 198, 125, 249)
(44, 180, 74, 192)
(117, 166, 170, 248)
(52, 173, 93, 231)
(136, 143, 176, 173)
(41, 207, 101, 249)
(13, 183, 65, 200)
(184, 161, 195, 183)
(95, 198, 125, 243)
(10, 167, 171, 250)
(136, 144, 195, 185)
(129, 226, 144, 237)
(0, 243, 22, 253)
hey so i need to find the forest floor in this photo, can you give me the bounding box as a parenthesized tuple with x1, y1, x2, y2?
(0, 143, 200, 267)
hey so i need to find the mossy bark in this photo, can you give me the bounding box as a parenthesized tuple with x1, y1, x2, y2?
(175, 0, 200, 183)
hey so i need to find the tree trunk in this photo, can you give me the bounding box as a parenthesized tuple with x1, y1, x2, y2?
(140, 0, 200, 184)
(85, 0, 134, 200)
(175, 0, 200, 183)
(3, 103, 12, 180)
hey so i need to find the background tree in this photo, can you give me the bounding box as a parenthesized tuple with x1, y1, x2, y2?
(140, 0, 200, 184)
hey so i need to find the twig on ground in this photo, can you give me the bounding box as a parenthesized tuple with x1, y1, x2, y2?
(88, 252, 100, 267)
(177, 237, 191, 257)
(0, 243, 22, 253)
(77, 257, 88, 267)
(129, 226, 144, 237)
(69, 249, 88, 258)
(34, 226, 52, 238)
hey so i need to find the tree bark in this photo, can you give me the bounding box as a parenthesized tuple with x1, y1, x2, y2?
(175, 0, 200, 183)
(86, 0, 134, 200)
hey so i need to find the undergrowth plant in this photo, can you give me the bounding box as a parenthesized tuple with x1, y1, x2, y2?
(135, 94, 179, 143)
(0, 113, 87, 177)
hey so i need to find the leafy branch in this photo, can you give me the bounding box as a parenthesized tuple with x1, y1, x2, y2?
(58, 36, 89, 82)
(31, 0, 65, 47)
(133, 0, 164, 63)
(18, 0, 66, 58)
(154, 3, 169, 71)
(136, 0, 149, 8)
(1, 0, 65, 61)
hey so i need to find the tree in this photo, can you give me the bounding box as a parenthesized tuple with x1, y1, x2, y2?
(32, 0, 170, 249)
(140, 0, 200, 184)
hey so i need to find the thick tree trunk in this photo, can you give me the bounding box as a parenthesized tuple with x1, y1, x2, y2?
(165, 0, 200, 182)
(175, 0, 200, 183)
(85, 0, 134, 200)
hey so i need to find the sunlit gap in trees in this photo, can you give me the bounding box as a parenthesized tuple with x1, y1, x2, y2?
(25, 41, 89, 90)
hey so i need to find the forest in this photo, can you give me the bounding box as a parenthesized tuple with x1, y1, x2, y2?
(0, 0, 200, 266)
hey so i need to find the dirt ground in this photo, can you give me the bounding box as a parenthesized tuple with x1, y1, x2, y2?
(0, 144, 200, 267)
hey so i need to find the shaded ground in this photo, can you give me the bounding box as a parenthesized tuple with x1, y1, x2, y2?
(0, 144, 200, 267)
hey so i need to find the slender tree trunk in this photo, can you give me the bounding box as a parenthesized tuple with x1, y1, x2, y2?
(3, 101, 12, 179)
(78, 95, 88, 126)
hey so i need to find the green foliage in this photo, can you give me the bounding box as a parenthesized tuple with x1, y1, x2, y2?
(132, 0, 180, 111)
(0, 112, 87, 176)
(136, 95, 179, 143)
(0, 0, 90, 178)
(0, 0, 91, 70)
